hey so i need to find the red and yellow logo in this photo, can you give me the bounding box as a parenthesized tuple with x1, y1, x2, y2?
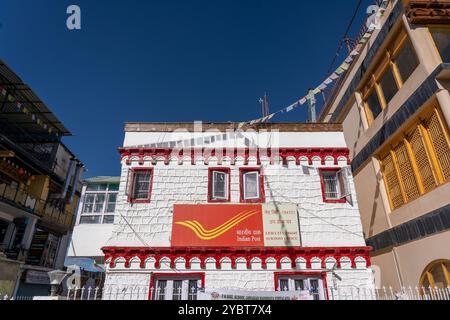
(172, 205, 264, 247)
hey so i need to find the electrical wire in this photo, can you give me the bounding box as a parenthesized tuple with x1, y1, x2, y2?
(327, 0, 364, 74)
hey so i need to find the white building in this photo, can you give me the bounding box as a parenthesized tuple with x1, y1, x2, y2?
(103, 122, 374, 300)
(66, 176, 120, 269)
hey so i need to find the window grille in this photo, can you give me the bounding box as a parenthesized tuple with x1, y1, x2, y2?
(322, 171, 340, 200)
(426, 109, 450, 181)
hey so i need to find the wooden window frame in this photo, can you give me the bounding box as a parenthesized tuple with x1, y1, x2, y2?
(361, 28, 419, 126)
(127, 168, 154, 204)
(379, 102, 450, 211)
(318, 168, 347, 204)
(239, 168, 265, 204)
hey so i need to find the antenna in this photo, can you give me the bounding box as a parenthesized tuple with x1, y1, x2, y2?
(307, 89, 317, 123)
(259, 93, 270, 118)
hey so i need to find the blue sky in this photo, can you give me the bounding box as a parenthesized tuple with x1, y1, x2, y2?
(0, 0, 372, 178)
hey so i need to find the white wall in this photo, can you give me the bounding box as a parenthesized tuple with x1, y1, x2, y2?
(67, 224, 115, 258)
(107, 158, 365, 248)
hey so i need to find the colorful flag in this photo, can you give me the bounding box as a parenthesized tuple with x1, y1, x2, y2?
(324, 78, 333, 85)
(330, 73, 340, 80)
(318, 83, 327, 91)
(299, 97, 307, 105)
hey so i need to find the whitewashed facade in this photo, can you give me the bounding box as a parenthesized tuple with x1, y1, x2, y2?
(103, 123, 374, 300)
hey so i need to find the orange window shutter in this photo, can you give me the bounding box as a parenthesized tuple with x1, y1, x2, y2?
(408, 126, 438, 192)
(381, 153, 404, 210)
(426, 109, 450, 181)
(393, 141, 421, 202)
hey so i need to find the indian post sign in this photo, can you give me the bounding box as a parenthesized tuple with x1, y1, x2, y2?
(171, 203, 300, 247)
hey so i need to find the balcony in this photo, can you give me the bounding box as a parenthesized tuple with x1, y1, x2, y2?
(0, 180, 74, 232)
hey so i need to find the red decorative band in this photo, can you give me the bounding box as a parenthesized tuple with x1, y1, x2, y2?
(119, 148, 351, 166)
(102, 246, 371, 270)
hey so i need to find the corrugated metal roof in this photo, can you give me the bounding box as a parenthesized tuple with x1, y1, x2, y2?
(0, 59, 71, 136)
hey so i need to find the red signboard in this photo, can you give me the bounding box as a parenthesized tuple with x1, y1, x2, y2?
(172, 204, 264, 247)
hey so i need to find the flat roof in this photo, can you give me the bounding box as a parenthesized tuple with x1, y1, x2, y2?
(124, 122, 343, 133)
(84, 176, 121, 184)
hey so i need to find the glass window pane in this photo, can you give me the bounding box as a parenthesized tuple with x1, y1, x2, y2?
(323, 171, 339, 199)
(83, 194, 96, 213)
(133, 172, 151, 200)
(155, 280, 167, 301)
(103, 215, 115, 224)
(172, 280, 183, 300)
(80, 216, 101, 224)
(366, 90, 383, 120)
(108, 184, 120, 191)
(106, 203, 116, 213)
(188, 280, 198, 301)
(86, 184, 107, 191)
(94, 194, 105, 213)
(395, 40, 419, 82)
(431, 28, 450, 63)
(212, 171, 227, 199)
(244, 172, 259, 199)
(294, 279, 305, 291)
(279, 279, 289, 291)
(379, 67, 398, 104)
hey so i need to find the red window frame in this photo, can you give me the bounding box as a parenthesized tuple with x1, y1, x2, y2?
(273, 271, 329, 300)
(128, 168, 154, 203)
(148, 272, 205, 300)
(239, 167, 265, 203)
(208, 168, 231, 203)
(318, 168, 346, 204)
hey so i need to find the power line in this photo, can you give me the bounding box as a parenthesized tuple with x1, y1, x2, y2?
(327, 0, 364, 74)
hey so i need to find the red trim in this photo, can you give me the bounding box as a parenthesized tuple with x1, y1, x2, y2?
(128, 168, 154, 203)
(239, 168, 266, 203)
(102, 246, 372, 270)
(207, 168, 231, 203)
(274, 272, 329, 300)
(148, 272, 205, 300)
(119, 147, 351, 166)
(318, 168, 347, 204)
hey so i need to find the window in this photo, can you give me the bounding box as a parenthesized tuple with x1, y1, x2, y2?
(208, 168, 230, 202)
(430, 27, 450, 63)
(240, 168, 265, 203)
(127, 168, 153, 203)
(80, 183, 119, 224)
(380, 104, 450, 210)
(106, 193, 117, 213)
(419, 260, 450, 292)
(319, 168, 350, 203)
(152, 277, 202, 301)
(362, 30, 419, 125)
(276, 274, 325, 300)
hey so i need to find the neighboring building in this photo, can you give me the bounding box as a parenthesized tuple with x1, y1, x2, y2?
(102, 122, 374, 300)
(66, 176, 120, 269)
(0, 59, 84, 297)
(319, 0, 450, 290)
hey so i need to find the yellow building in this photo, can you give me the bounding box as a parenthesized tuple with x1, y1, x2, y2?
(319, 0, 450, 290)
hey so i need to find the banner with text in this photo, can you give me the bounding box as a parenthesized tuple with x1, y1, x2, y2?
(171, 203, 300, 247)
